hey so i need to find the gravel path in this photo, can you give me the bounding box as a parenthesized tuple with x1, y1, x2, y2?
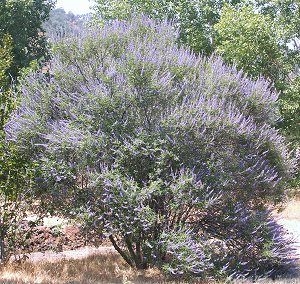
(278, 218, 300, 260)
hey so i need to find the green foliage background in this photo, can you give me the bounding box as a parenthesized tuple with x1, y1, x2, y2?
(0, 0, 54, 263)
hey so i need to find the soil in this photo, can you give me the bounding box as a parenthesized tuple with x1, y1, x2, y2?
(18, 221, 108, 254)
(9, 221, 113, 263)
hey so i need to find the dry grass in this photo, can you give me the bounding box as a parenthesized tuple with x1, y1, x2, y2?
(0, 252, 167, 284)
(232, 279, 300, 284)
(1, 252, 299, 284)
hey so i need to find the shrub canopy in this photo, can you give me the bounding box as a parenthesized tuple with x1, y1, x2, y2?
(5, 16, 296, 278)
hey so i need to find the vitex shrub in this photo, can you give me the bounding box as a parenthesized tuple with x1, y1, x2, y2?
(5, 16, 297, 279)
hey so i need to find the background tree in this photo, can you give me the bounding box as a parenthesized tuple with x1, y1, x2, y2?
(0, 34, 13, 90)
(0, 0, 56, 81)
(0, 0, 55, 263)
(0, 34, 13, 129)
(253, 0, 299, 50)
(0, 0, 55, 199)
(255, 0, 300, 145)
(214, 5, 284, 87)
(43, 8, 87, 38)
(214, 3, 299, 182)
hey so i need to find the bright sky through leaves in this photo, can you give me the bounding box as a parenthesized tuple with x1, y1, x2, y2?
(56, 0, 94, 14)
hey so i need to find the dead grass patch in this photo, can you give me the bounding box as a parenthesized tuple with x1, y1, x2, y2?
(233, 278, 300, 284)
(0, 250, 299, 284)
(0, 252, 168, 284)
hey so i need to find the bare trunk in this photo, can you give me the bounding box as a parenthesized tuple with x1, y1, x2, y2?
(0, 226, 6, 263)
